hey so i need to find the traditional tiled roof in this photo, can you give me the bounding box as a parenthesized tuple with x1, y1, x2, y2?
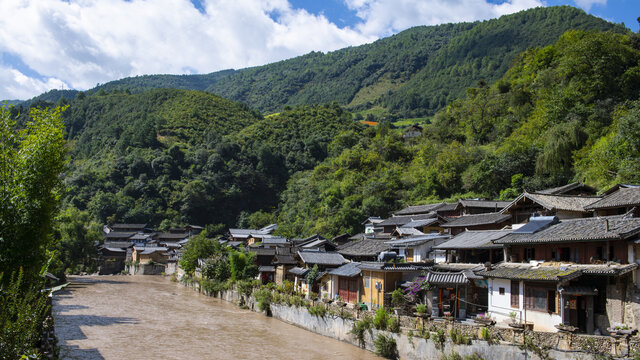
(288, 267, 309, 276)
(458, 199, 511, 210)
(272, 254, 297, 265)
(569, 263, 637, 276)
(502, 192, 601, 213)
(385, 234, 450, 248)
(378, 214, 436, 227)
(100, 241, 133, 248)
(328, 262, 361, 277)
(441, 212, 511, 228)
(155, 232, 189, 241)
(337, 239, 390, 257)
(104, 231, 136, 239)
(537, 182, 597, 195)
(437, 203, 461, 212)
(422, 269, 470, 285)
(135, 246, 168, 255)
(258, 265, 275, 272)
(394, 203, 445, 216)
(477, 263, 582, 282)
(585, 187, 640, 210)
(394, 227, 425, 236)
(495, 217, 640, 244)
(261, 235, 289, 245)
(434, 230, 510, 250)
(403, 218, 441, 228)
(432, 263, 485, 271)
(362, 217, 383, 225)
(297, 251, 346, 266)
(358, 262, 430, 271)
(602, 184, 640, 196)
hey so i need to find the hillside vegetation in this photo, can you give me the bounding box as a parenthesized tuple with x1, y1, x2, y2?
(274, 29, 640, 237)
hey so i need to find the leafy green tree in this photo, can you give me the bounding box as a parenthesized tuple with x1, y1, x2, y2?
(179, 233, 220, 273)
(0, 107, 67, 281)
(51, 207, 101, 276)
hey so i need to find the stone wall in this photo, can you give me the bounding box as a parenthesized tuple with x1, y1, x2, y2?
(192, 284, 625, 360)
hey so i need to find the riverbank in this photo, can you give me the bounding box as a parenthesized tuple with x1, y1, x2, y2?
(184, 279, 624, 360)
(52, 276, 381, 360)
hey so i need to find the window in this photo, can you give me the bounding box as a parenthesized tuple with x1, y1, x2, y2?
(499, 287, 505, 295)
(524, 285, 557, 313)
(524, 248, 536, 261)
(364, 277, 370, 288)
(511, 281, 519, 308)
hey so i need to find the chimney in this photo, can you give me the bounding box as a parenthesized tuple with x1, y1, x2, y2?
(484, 261, 491, 271)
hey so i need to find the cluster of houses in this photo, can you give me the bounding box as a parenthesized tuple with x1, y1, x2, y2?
(98, 223, 202, 275)
(216, 183, 640, 336)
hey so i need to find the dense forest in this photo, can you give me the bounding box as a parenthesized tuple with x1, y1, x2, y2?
(13, 7, 624, 119)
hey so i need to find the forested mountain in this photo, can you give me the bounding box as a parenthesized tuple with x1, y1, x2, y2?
(12, 6, 624, 119)
(49, 88, 358, 229)
(274, 29, 640, 237)
(207, 6, 625, 117)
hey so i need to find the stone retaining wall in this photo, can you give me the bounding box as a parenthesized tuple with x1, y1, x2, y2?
(182, 281, 628, 359)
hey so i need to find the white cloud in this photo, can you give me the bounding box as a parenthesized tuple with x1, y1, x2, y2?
(0, 0, 546, 100)
(573, 0, 606, 11)
(344, 0, 545, 37)
(0, 0, 374, 100)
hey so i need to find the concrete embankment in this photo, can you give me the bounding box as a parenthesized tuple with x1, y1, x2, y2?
(204, 285, 604, 360)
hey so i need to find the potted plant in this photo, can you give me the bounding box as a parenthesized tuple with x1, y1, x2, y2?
(322, 293, 332, 304)
(507, 311, 524, 329)
(474, 313, 495, 326)
(336, 296, 345, 307)
(608, 324, 637, 336)
(414, 303, 429, 318)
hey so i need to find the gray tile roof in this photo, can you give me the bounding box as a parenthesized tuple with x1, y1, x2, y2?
(402, 218, 440, 228)
(135, 246, 168, 255)
(495, 217, 640, 244)
(458, 199, 511, 210)
(328, 262, 361, 277)
(111, 223, 146, 230)
(155, 232, 189, 240)
(537, 182, 597, 195)
(434, 230, 511, 250)
(100, 241, 133, 248)
(502, 192, 601, 213)
(385, 234, 450, 248)
(358, 262, 430, 271)
(394, 203, 446, 216)
(433, 263, 485, 271)
(477, 263, 582, 282)
(585, 187, 640, 210)
(258, 265, 275, 272)
(394, 227, 425, 236)
(337, 239, 390, 257)
(261, 235, 289, 245)
(297, 251, 346, 266)
(441, 212, 511, 228)
(378, 214, 437, 227)
(422, 269, 470, 285)
(288, 267, 309, 276)
(104, 231, 136, 239)
(272, 254, 297, 265)
(568, 263, 637, 276)
(248, 247, 277, 256)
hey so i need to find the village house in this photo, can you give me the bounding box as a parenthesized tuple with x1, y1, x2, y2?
(585, 184, 640, 216)
(393, 203, 460, 218)
(458, 199, 511, 215)
(501, 192, 600, 224)
(131, 245, 170, 264)
(337, 237, 391, 262)
(433, 229, 509, 264)
(326, 262, 362, 304)
(228, 224, 277, 244)
(385, 234, 450, 263)
(482, 215, 640, 334)
(402, 124, 423, 139)
(290, 250, 347, 295)
(98, 243, 130, 274)
(248, 247, 277, 284)
(362, 217, 383, 234)
(272, 247, 299, 286)
(536, 182, 598, 196)
(441, 212, 512, 236)
(358, 261, 430, 309)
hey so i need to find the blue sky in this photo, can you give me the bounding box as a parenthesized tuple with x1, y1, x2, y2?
(0, 0, 637, 100)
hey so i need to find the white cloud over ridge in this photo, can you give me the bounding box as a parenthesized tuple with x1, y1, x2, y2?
(0, 0, 544, 100)
(573, 0, 606, 11)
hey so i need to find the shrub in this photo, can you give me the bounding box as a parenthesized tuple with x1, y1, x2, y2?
(0, 271, 50, 359)
(450, 328, 471, 345)
(254, 288, 272, 314)
(308, 303, 327, 317)
(388, 317, 401, 333)
(441, 352, 462, 360)
(391, 288, 405, 308)
(479, 327, 493, 344)
(282, 280, 293, 294)
(433, 329, 446, 349)
(415, 303, 428, 314)
(374, 334, 398, 359)
(373, 307, 390, 330)
(351, 316, 372, 347)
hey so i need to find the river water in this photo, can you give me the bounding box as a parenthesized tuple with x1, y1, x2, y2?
(53, 275, 381, 360)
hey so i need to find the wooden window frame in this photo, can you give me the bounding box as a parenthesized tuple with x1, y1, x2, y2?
(524, 284, 557, 313)
(510, 280, 519, 308)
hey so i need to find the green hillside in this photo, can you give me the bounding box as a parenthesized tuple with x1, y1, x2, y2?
(274, 28, 640, 237)
(206, 6, 625, 117)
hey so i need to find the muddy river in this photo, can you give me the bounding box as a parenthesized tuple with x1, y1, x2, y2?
(53, 275, 382, 360)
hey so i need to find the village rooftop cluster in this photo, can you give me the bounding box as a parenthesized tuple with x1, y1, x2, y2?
(98, 182, 640, 336)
